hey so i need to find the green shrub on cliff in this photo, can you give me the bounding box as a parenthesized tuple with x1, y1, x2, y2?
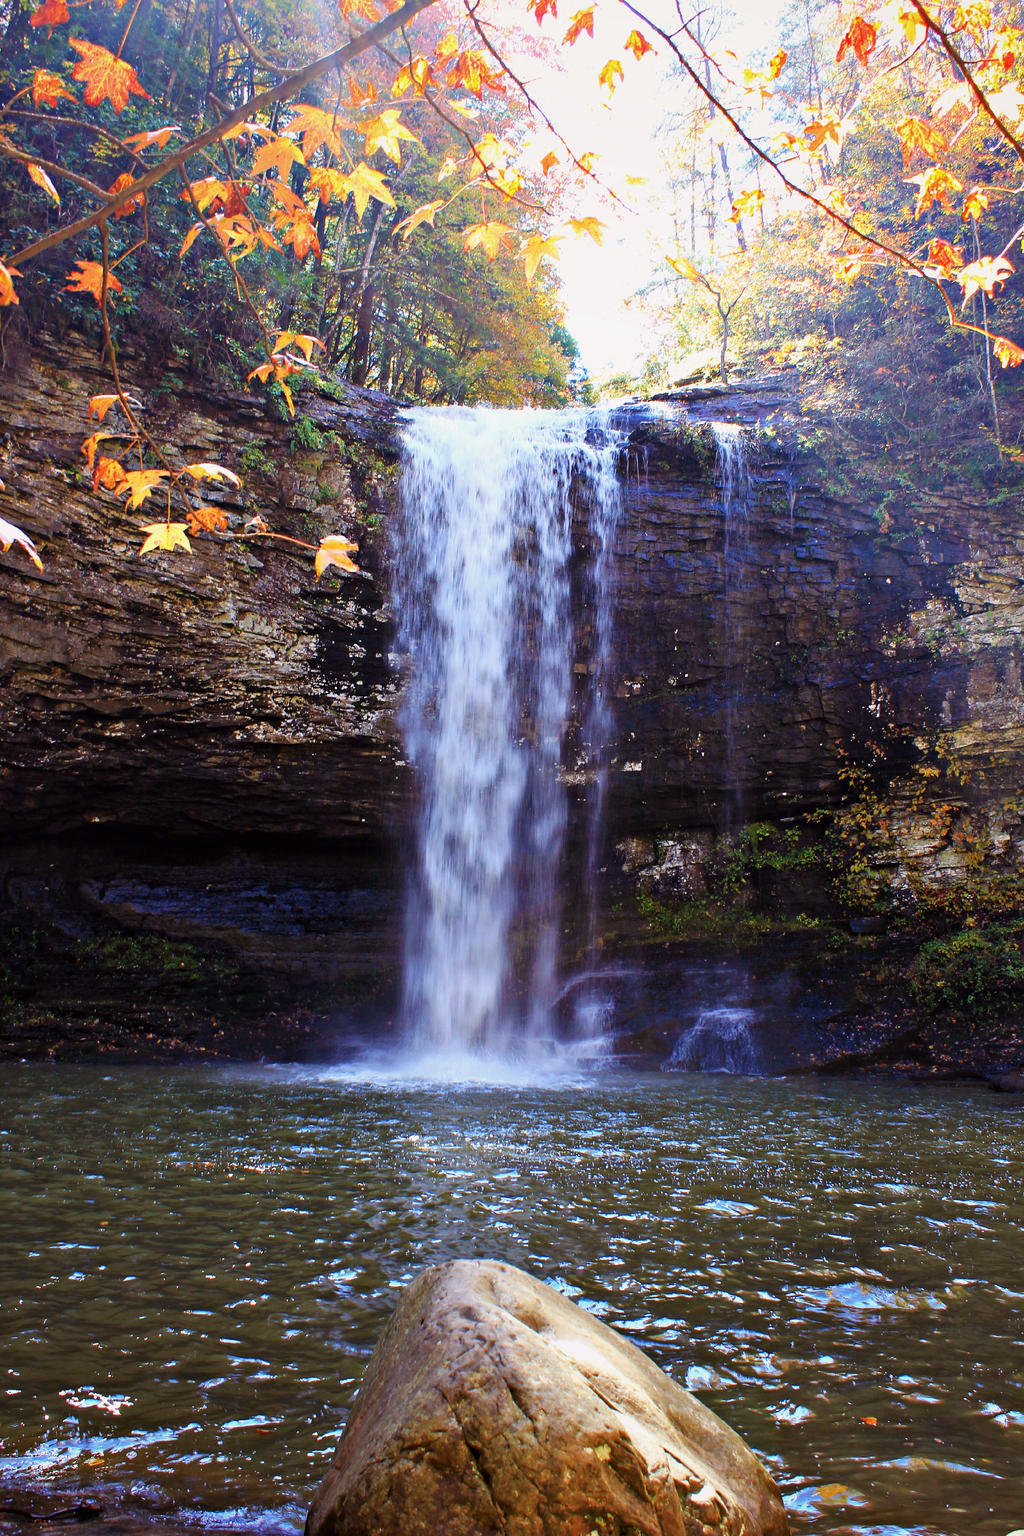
(910, 924, 1024, 1023)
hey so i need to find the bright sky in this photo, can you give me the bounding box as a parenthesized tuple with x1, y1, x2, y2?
(498, 0, 784, 379)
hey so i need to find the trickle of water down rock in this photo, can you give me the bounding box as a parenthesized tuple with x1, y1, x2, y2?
(392, 407, 622, 1067)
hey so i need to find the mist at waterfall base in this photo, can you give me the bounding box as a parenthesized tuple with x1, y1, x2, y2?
(345, 406, 624, 1085)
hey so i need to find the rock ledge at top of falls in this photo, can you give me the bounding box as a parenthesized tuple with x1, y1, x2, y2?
(305, 1259, 790, 1536)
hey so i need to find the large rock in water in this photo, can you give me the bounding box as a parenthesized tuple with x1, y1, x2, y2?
(306, 1259, 789, 1536)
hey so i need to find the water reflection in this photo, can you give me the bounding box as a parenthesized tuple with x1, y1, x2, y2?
(0, 1067, 1021, 1536)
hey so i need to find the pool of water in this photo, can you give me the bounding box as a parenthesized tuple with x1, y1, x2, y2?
(0, 1065, 1021, 1535)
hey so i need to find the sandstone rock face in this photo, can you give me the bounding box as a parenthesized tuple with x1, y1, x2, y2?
(305, 1259, 789, 1536)
(3, 351, 1024, 1051)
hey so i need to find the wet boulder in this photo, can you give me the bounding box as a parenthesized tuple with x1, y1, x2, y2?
(305, 1258, 789, 1536)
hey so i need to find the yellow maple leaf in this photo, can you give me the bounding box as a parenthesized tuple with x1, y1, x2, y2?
(565, 216, 604, 243)
(272, 331, 325, 361)
(962, 187, 989, 222)
(139, 522, 192, 556)
(896, 116, 948, 168)
(907, 165, 963, 217)
(521, 232, 562, 284)
(251, 134, 306, 179)
(395, 201, 444, 239)
(958, 254, 1014, 301)
(361, 109, 420, 165)
(119, 468, 171, 510)
(343, 163, 396, 218)
(181, 462, 242, 485)
(68, 38, 149, 112)
(315, 534, 360, 579)
(667, 252, 702, 282)
(284, 103, 350, 161)
(392, 57, 433, 96)
(729, 187, 764, 222)
(0, 514, 42, 570)
(598, 58, 624, 92)
(27, 162, 59, 206)
(463, 222, 515, 260)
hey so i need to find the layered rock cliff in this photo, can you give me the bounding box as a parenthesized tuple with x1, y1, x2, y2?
(1, 337, 1022, 1066)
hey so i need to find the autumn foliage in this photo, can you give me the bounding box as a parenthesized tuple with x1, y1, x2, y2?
(1, 0, 1024, 574)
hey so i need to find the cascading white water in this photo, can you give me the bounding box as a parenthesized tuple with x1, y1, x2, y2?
(392, 406, 622, 1066)
(711, 422, 752, 832)
(668, 1006, 761, 1074)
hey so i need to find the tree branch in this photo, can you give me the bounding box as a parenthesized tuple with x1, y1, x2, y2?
(6, 0, 440, 270)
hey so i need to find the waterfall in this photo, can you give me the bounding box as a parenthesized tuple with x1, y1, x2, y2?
(711, 423, 752, 832)
(392, 406, 622, 1065)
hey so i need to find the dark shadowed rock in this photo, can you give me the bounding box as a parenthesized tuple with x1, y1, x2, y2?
(305, 1259, 789, 1536)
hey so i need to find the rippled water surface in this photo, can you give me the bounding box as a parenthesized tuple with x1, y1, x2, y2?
(1, 1066, 1022, 1536)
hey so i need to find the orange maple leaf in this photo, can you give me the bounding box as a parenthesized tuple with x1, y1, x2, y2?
(896, 117, 948, 167)
(69, 39, 150, 112)
(962, 186, 990, 222)
(108, 171, 146, 217)
(88, 393, 121, 421)
(29, 0, 69, 30)
(123, 125, 179, 151)
(540, 150, 559, 175)
(32, 68, 76, 106)
(836, 16, 877, 66)
(925, 238, 964, 279)
(530, 0, 557, 21)
(187, 505, 230, 533)
(563, 6, 594, 44)
(993, 335, 1024, 367)
(624, 29, 653, 59)
(93, 456, 127, 492)
(447, 50, 504, 98)
(348, 77, 377, 108)
(64, 260, 123, 305)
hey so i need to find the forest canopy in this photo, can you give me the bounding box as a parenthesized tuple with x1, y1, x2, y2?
(2, 0, 1024, 570)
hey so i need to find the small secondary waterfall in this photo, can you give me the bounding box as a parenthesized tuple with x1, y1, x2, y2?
(392, 406, 622, 1063)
